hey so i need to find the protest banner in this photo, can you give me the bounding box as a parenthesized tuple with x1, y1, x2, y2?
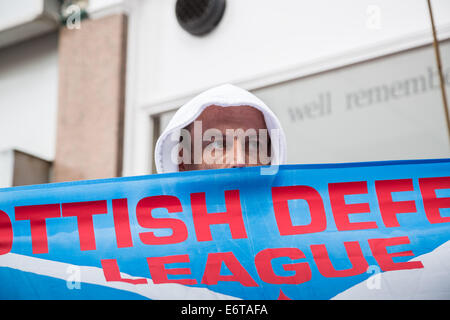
(0, 159, 449, 299)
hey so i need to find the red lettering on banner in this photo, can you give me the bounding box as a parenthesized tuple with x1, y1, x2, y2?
(271, 185, 327, 235)
(202, 251, 258, 287)
(136, 195, 187, 245)
(101, 259, 148, 284)
(375, 179, 417, 227)
(191, 190, 247, 241)
(419, 177, 450, 224)
(147, 254, 197, 285)
(329, 181, 378, 231)
(255, 248, 311, 284)
(278, 289, 292, 300)
(311, 241, 368, 277)
(62, 200, 107, 251)
(368, 236, 424, 271)
(0, 210, 13, 255)
(15, 204, 61, 254)
(112, 199, 133, 248)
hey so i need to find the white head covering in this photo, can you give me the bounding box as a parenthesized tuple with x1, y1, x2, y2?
(154, 83, 287, 173)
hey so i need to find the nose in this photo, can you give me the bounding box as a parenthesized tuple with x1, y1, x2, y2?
(232, 137, 246, 167)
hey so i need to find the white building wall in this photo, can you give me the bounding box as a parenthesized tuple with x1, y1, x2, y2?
(132, 0, 450, 106)
(0, 33, 58, 161)
(0, 150, 14, 188)
(123, 0, 450, 175)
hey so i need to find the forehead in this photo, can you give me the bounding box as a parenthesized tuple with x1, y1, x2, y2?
(192, 105, 267, 131)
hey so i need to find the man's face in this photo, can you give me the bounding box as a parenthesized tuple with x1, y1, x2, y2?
(178, 105, 272, 171)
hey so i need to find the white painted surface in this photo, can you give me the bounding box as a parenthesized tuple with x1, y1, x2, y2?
(0, 252, 240, 300)
(0, 0, 44, 31)
(123, 0, 450, 174)
(132, 0, 450, 107)
(332, 240, 450, 299)
(0, 33, 58, 162)
(0, 149, 13, 188)
(0, 0, 59, 49)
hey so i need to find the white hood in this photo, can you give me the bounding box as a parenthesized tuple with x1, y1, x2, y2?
(154, 83, 287, 173)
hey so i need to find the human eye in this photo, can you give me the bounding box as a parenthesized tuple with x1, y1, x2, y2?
(248, 139, 258, 150)
(211, 137, 225, 149)
(245, 135, 259, 151)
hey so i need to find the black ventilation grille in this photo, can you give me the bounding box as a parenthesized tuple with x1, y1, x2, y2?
(176, 0, 226, 36)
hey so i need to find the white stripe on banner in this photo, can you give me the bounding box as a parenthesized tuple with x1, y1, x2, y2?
(1, 242, 449, 299)
(332, 240, 450, 300)
(0, 253, 240, 300)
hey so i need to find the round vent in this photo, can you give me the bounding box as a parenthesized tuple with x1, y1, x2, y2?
(175, 0, 226, 36)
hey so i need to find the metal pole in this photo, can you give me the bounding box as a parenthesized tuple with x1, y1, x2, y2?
(427, 0, 450, 146)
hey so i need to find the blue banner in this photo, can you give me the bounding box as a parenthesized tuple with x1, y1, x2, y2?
(0, 159, 449, 300)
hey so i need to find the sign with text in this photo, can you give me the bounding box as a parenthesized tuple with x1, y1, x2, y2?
(253, 40, 450, 164)
(0, 159, 449, 299)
